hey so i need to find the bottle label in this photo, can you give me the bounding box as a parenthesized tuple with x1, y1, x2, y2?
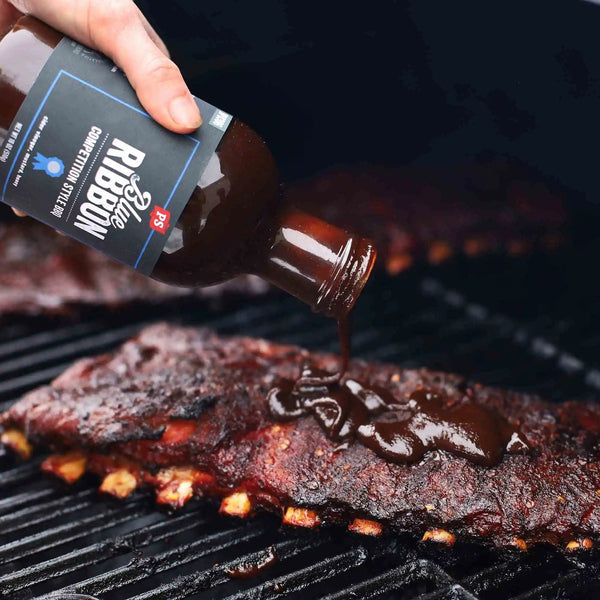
(0, 38, 232, 274)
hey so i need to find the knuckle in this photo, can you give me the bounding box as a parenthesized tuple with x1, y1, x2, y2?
(90, 0, 138, 30)
(144, 56, 182, 83)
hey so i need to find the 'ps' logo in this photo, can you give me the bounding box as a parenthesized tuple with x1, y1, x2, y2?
(32, 153, 64, 178)
(150, 206, 171, 234)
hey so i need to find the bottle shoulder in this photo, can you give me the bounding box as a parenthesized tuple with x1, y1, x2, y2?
(0, 16, 60, 136)
(151, 118, 281, 287)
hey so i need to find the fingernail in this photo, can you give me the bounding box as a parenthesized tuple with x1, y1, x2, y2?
(169, 95, 202, 128)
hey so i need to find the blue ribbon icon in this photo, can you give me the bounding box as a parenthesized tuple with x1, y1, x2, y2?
(32, 153, 64, 178)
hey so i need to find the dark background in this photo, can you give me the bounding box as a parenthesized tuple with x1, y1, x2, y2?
(136, 0, 600, 206)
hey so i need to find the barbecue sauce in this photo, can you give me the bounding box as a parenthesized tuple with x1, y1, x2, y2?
(268, 367, 529, 466)
(0, 17, 376, 321)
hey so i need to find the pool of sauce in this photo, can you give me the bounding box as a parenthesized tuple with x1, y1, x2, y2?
(268, 320, 529, 467)
(225, 546, 278, 579)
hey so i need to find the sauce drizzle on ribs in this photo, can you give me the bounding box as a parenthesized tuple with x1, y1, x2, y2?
(268, 365, 529, 466)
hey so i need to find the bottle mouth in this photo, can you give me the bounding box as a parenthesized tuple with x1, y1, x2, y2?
(313, 236, 377, 318)
(252, 209, 377, 319)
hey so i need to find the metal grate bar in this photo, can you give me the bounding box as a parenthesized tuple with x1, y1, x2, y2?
(42, 520, 271, 598)
(512, 567, 597, 600)
(221, 546, 370, 600)
(0, 321, 108, 361)
(366, 316, 484, 363)
(0, 488, 96, 534)
(281, 302, 403, 353)
(421, 277, 600, 395)
(240, 311, 314, 342)
(129, 536, 323, 600)
(0, 322, 40, 345)
(0, 511, 208, 595)
(0, 501, 146, 564)
(457, 555, 551, 596)
(0, 459, 43, 489)
(319, 559, 455, 600)
(418, 583, 481, 600)
(0, 486, 59, 515)
(0, 363, 88, 402)
(0, 323, 151, 378)
(204, 297, 296, 332)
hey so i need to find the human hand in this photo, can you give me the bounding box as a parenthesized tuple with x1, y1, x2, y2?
(3, 0, 202, 132)
(1, 0, 202, 217)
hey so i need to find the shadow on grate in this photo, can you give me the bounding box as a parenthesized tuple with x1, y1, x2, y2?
(2, 250, 600, 599)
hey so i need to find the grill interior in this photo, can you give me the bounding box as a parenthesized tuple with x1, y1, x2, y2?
(2, 234, 600, 599)
(2, 0, 599, 595)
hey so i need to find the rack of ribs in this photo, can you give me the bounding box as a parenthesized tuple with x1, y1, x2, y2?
(0, 159, 567, 316)
(2, 323, 598, 552)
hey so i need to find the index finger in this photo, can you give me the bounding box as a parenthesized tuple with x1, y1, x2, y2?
(8, 0, 201, 132)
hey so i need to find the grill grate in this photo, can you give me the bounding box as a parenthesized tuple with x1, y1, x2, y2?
(2, 247, 600, 599)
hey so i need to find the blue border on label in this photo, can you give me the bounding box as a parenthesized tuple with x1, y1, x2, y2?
(1, 70, 201, 270)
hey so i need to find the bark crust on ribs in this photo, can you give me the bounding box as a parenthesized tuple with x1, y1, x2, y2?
(2, 323, 600, 549)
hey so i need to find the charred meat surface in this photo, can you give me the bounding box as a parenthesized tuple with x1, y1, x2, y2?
(0, 221, 268, 316)
(2, 323, 599, 550)
(286, 161, 567, 274)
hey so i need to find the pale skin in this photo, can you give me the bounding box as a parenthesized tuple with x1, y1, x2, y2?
(0, 0, 203, 216)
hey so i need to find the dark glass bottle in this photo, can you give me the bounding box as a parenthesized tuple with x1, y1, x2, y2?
(0, 16, 376, 319)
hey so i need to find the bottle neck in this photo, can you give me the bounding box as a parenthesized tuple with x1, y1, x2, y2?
(252, 209, 376, 319)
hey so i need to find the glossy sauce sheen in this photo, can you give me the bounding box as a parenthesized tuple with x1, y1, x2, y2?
(268, 357, 529, 467)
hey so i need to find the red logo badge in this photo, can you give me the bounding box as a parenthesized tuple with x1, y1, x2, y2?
(150, 206, 170, 234)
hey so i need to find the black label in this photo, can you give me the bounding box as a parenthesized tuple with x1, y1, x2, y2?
(0, 38, 232, 274)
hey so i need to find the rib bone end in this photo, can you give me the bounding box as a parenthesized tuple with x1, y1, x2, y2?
(41, 452, 87, 483)
(386, 254, 413, 275)
(1, 429, 33, 459)
(513, 538, 528, 551)
(428, 241, 453, 265)
(156, 479, 194, 507)
(99, 468, 137, 498)
(566, 538, 593, 551)
(220, 492, 252, 517)
(283, 507, 321, 528)
(422, 529, 456, 546)
(348, 518, 383, 536)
